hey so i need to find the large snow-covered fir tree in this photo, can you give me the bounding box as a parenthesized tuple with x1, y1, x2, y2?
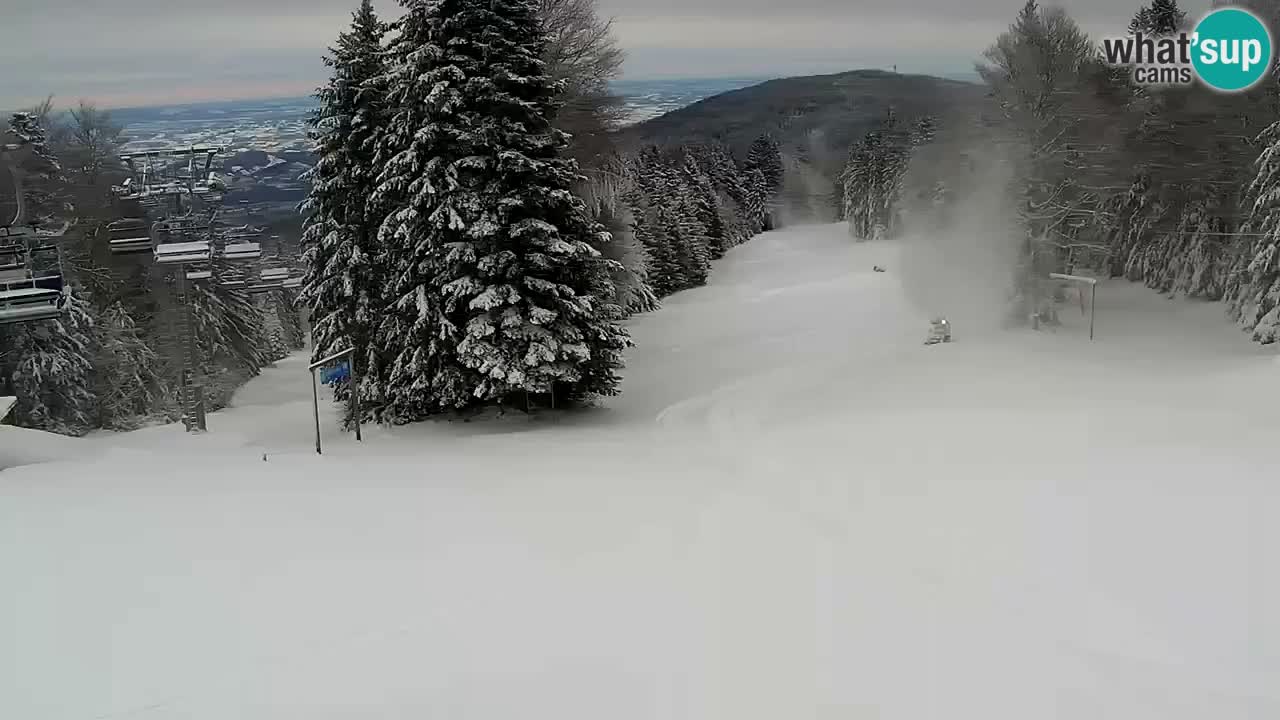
(372, 0, 629, 418)
(3, 292, 96, 436)
(745, 134, 784, 199)
(299, 0, 389, 415)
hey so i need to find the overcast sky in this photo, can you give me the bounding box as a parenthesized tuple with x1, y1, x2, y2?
(0, 0, 1160, 109)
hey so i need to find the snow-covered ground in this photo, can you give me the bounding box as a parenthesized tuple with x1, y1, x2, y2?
(3, 223, 1278, 719)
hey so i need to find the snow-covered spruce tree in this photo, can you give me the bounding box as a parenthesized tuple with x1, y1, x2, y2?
(571, 155, 660, 316)
(365, 0, 460, 422)
(841, 129, 881, 240)
(682, 153, 731, 259)
(841, 108, 922, 242)
(1130, 0, 1186, 35)
(741, 166, 770, 235)
(91, 301, 164, 431)
(625, 161, 685, 297)
(4, 292, 96, 436)
(1227, 121, 1280, 344)
(373, 0, 630, 416)
(257, 292, 290, 363)
(187, 275, 273, 411)
(1131, 198, 1234, 300)
(299, 0, 389, 415)
(8, 112, 69, 229)
(594, 198, 660, 314)
(645, 152, 712, 288)
(669, 189, 712, 288)
(876, 110, 917, 239)
(979, 0, 1101, 323)
(691, 143, 754, 245)
(745, 134, 784, 198)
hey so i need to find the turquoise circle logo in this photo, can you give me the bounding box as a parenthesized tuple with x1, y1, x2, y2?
(1192, 7, 1273, 92)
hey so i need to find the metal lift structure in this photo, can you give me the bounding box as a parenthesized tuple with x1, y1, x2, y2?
(0, 135, 69, 327)
(109, 146, 301, 432)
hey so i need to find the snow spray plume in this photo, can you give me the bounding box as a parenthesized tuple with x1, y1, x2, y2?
(894, 132, 1024, 334)
(776, 128, 842, 226)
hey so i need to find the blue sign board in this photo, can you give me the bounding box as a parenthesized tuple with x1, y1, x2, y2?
(321, 360, 351, 385)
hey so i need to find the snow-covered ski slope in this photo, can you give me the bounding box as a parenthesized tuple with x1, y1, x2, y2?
(3, 223, 1279, 720)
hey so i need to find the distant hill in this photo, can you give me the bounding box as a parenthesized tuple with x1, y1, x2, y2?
(623, 69, 988, 176)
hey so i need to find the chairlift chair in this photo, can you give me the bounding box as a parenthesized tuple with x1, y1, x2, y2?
(222, 241, 261, 261)
(0, 244, 67, 325)
(217, 266, 249, 289)
(154, 239, 212, 265)
(106, 218, 152, 255)
(246, 266, 302, 294)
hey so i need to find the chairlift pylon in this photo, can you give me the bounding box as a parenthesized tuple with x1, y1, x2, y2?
(1, 139, 32, 231)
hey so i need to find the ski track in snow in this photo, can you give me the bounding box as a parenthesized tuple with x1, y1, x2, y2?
(2, 223, 1279, 720)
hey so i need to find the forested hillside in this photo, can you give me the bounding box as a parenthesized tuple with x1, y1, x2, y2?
(833, 0, 1280, 345)
(624, 70, 987, 221)
(0, 105, 305, 436)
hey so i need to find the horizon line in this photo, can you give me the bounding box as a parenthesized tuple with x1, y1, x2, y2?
(2, 68, 981, 115)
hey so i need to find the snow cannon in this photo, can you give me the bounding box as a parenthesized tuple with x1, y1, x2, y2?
(925, 317, 951, 345)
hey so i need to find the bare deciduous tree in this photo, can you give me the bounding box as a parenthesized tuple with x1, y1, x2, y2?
(538, 0, 627, 170)
(65, 102, 123, 186)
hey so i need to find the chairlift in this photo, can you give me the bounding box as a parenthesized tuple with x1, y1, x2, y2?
(154, 239, 212, 265)
(216, 266, 249, 289)
(106, 218, 152, 254)
(245, 265, 302, 294)
(222, 241, 261, 261)
(0, 244, 67, 325)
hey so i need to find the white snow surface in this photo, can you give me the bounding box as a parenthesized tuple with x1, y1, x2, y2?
(3, 223, 1279, 719)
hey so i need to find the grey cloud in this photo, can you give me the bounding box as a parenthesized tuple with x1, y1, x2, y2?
(0, 0, 1150, 107)
(598, 0, 1142, 23)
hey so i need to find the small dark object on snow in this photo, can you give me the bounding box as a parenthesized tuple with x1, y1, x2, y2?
(262, 453, 268, 462)
(873, 265, 887, 273)
(925, 317, 952, 345)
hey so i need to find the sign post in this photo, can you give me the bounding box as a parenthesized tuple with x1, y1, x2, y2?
(308, 347, 362, 455)
(1049, 273, 1098, 341)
